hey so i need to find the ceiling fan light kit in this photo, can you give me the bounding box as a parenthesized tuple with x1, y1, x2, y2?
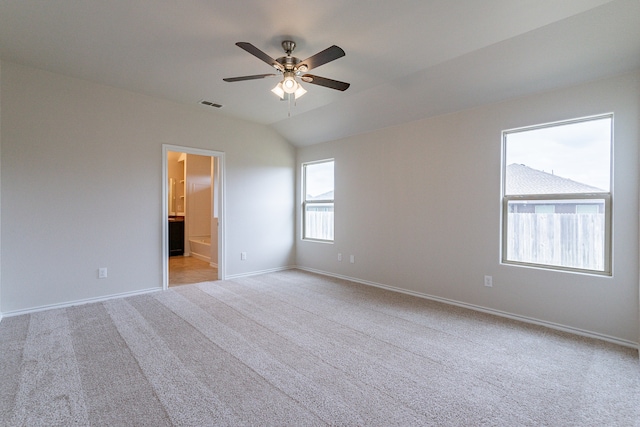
(224, 39, 350, 108)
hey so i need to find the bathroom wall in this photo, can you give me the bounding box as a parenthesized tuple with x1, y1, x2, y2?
(167, 151, 185, 215)
(186, 153, 212, 248)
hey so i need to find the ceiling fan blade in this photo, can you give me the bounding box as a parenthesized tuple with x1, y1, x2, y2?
(235, 42, 284, 72)
(301, 74, 350, 91)
(223, 74, 277, 82)
(297, 45, 345, 71)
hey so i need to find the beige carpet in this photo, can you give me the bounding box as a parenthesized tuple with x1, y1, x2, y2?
(1, 269, 638, 426)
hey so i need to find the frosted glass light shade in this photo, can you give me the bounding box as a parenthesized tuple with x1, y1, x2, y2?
(271, 82, 285, 99)
(294, 84, 307, 99)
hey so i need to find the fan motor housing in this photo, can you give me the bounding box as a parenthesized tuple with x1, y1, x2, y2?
(276, 55, 300, 71)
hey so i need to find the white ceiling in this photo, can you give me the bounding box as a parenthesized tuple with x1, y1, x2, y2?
(1, 0, 639, 146)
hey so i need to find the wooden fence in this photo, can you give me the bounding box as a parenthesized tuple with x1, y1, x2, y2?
(506, 213, 605, 270)
(305, 209, 334, 240)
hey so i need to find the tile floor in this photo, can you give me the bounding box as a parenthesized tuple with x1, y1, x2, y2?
(169, 255, 218, 287)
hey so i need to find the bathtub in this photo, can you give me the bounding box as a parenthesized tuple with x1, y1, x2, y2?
(188, 236, 211, 262)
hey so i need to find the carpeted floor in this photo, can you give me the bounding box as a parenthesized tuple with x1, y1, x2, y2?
(1, 269, 638, 426)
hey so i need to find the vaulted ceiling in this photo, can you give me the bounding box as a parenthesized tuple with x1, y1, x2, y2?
(1, 0, 639, 146)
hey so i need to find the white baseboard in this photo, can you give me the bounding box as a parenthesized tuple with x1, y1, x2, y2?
(225, 266, 295, 280)
(189, 252, 210, 263)
(1, 287, 162, 318)
(296, 267, 639, 351)
(0, 265, 294, 318)
(179, 253, 217, 268)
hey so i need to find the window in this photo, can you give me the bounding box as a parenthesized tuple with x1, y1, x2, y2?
(502, 114, 612, 275)
(303, 160, 334, 241)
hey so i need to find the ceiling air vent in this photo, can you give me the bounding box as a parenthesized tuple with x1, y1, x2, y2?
(199, 100, 222, 108)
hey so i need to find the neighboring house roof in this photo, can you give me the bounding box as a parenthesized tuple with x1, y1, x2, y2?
(506, 163, 604, 195)
(307, 190, 334, 201)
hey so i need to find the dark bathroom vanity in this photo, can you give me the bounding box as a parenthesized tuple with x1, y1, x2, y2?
(168, 216, 184, 256)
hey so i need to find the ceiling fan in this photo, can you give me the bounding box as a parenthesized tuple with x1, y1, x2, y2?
(223, 40, 350, 100)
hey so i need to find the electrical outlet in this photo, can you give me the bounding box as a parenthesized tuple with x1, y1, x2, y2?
(484, 275, 493, 287)
(241, 252, 247, 261)
(338, 253, 343, 261)
(350, 255, 355, 264)
(98, 268, 108, 279)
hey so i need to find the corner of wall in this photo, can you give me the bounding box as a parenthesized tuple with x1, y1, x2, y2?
(0, 59, 3, 317)
(637, 70, 640, 352)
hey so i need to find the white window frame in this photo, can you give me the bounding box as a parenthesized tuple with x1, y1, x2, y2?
(501, 114, 613, 276)
(302, 159, 335, 242)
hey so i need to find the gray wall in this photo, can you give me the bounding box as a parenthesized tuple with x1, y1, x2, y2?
(0, 61, 296, 313)
(297, 72, 640, 345)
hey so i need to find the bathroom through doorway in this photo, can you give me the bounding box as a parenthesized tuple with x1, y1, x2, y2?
(162, 145, 224, 289)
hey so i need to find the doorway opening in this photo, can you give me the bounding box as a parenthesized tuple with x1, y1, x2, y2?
(162, 145, 224, 290)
